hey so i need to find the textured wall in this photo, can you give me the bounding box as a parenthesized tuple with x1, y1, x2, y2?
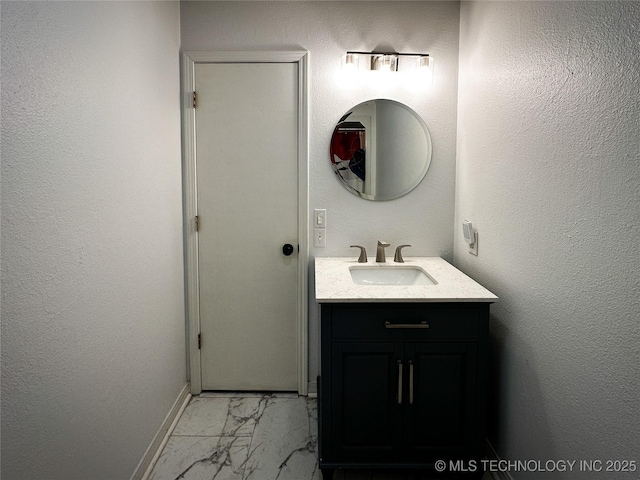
(1, 2, 186, 479)
(455, 2, 640, 477)
(180, 1, 461, 384)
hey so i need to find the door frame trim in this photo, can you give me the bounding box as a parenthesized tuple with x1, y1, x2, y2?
(181, 51, 310, 395)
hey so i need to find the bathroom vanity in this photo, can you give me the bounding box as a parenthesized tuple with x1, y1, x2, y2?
(315, 257, 497, 479)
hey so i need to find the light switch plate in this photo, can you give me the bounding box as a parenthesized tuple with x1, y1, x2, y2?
(314, 209, 326, 228)
(468, 232, 478, 255)
(314, 228, 326, 247)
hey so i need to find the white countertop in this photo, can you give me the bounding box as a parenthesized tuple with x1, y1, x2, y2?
(315, 257, 498, 303)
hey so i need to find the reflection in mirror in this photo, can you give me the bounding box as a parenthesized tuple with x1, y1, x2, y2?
(330, 99, 432, 201)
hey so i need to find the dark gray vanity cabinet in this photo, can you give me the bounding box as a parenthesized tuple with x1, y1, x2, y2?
(318, 303, 490, 479)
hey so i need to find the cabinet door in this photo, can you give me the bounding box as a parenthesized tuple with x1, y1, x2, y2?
(331, 342, 404, 462)
(403, 343, 478, 461)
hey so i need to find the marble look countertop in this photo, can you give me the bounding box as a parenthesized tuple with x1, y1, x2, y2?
(315, 257, 498, 303)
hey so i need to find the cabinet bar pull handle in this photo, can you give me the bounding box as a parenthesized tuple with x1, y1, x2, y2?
(409, 360, 414, 405)
(397, 360, 403, 405)
(385, 321, 429, 329)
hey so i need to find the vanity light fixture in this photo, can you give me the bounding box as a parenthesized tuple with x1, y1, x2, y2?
(342, 51, 431, 73)
(372, 54, 398, 72)
(341, 53, 360, 71)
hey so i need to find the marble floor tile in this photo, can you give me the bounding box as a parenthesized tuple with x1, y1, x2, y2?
(243, 397, 320, 480)
(222, 396, 269, 437)
(148, 436, 251, 480)
(172, 396, 264, 437)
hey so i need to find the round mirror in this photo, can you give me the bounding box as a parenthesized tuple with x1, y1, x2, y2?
(329, 99, 432, 201)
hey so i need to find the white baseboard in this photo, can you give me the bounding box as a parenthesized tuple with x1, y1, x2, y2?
(485, 438, 514, 480)
(130, 383, 191, 480)
(307, 380, 317, 397)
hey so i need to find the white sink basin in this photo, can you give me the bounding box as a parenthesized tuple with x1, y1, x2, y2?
(349, 265, 437, 286)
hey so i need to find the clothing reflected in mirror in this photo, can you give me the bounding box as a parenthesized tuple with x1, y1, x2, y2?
(329, 99, 432, 201)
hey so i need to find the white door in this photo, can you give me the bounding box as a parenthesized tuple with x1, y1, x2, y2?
(195, 63, 298, 391)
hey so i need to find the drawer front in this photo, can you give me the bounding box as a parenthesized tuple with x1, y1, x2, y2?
(330, 304, 480, 340)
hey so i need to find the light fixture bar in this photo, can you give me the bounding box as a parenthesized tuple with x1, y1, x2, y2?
(346, 51, 430, 58)
(344, 51, 430, 72)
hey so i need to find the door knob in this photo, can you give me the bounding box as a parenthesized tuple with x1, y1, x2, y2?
(282, 244, 294, 256)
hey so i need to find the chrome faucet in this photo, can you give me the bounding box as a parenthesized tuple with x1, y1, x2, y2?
(376, 240, 390, 263)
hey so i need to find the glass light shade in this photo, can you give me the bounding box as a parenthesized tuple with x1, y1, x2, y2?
(372, 54, 398, 72)
(341, 53, 359, 72)
(415, 55, 434, 85)
(417, 56, 430, 70)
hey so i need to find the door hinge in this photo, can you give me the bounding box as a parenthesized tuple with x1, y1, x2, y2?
(198, 333, 201, 349)
(195, 215, 200, 232)
(193, 91, 197, 109)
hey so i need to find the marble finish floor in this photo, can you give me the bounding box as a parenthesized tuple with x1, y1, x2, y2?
(148, 392, 318, 480)
(148, 392, 492, 480)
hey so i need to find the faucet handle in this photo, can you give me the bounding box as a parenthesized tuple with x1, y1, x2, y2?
(350, 245, 368, 263)
(394, 245, 411, 263)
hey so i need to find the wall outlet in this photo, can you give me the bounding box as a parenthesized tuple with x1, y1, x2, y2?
(314, 228, 326, 247)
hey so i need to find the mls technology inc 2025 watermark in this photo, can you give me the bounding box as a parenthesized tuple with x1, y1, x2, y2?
(434, 459, 637, 475)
